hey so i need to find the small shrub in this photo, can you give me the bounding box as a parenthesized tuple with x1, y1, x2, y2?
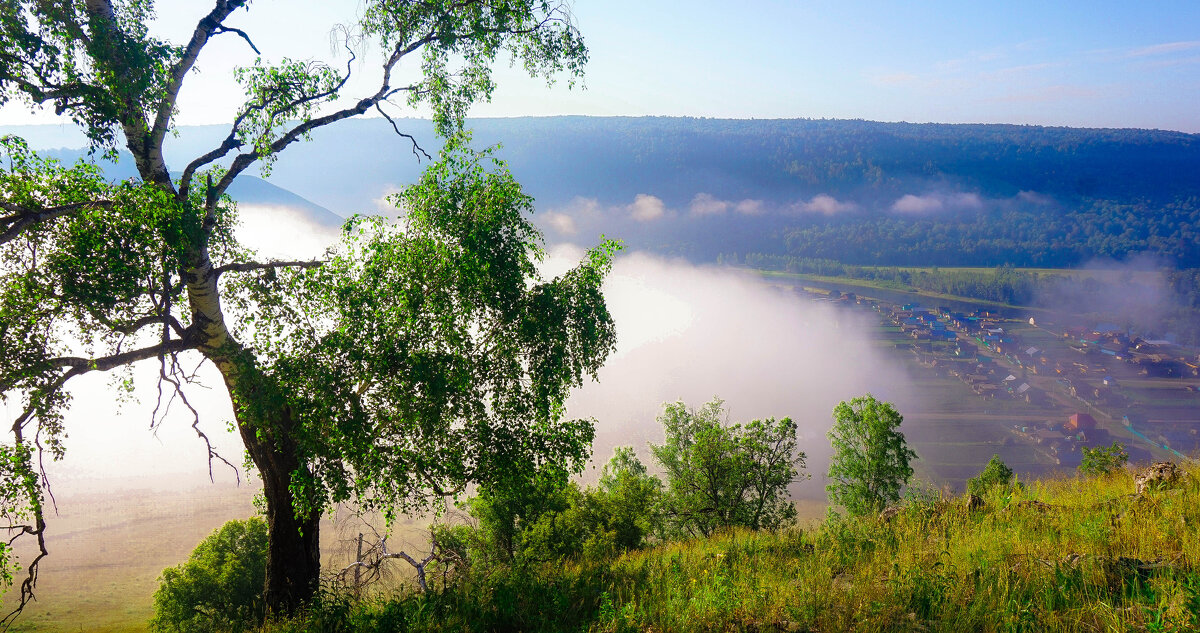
(1079, 442, 1130, 476)
(150, 517, 267, 633)
(463, 448, 663, 566)
(967, 454, 1017, 497)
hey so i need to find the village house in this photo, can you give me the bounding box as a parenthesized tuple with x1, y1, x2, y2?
(1065, 413, 1097, 433)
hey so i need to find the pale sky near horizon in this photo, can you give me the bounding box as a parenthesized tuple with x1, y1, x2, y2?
(1, 0, 1199, 132)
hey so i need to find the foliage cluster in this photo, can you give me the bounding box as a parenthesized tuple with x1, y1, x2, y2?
(967, 454, 1020, 497)
(0, 0, 603, 617)
(826, 395, 916, 517)
(651, 399, 805, 537)
(151, 518, 268, 633)
(449, 398, 804, 566)
(152, 398, 807, 630)
(1079, 442, 1131, 477)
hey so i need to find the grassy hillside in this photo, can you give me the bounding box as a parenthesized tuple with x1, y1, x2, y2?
(265, 462, 1200, 633)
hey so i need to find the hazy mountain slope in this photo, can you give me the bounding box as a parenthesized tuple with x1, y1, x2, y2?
(24, 146, 344, 228)
(7, 117, 1199, 265)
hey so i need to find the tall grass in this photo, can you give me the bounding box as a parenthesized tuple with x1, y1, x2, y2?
(264, 463, 1200, 632)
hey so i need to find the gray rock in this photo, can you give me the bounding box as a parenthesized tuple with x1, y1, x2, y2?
(1135, 461, 1181, 495)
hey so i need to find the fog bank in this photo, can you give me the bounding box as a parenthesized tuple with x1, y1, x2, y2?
(41, 210, 912, 502)
(548, 246, 913, 499)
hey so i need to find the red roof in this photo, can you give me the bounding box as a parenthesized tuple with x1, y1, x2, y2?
(1066, 413, 1097, 431)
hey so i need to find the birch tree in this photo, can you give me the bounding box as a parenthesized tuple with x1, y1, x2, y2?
(0, 0, 611, 619)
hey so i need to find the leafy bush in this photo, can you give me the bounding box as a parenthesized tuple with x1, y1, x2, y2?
(465, 448, 663, 565)
(592, 446, 664, 549)
(651, 399, 805, 537)
(150, 517, 268, 633)
(1079, 441, 1130, 476)
(967, 454, 1017, 496)
(465, 467, 576, 564)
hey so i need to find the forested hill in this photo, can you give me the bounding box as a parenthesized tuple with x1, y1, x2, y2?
(479, 117, 1200, 205)
(6, 117, 1200, 267)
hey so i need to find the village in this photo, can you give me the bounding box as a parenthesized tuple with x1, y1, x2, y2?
(804, 287, 1200, 474)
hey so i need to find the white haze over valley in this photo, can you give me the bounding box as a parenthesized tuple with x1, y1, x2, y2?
(40, 204, 912, 501)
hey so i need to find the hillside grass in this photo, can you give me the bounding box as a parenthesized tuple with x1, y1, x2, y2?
(265, 463, 1200, 633)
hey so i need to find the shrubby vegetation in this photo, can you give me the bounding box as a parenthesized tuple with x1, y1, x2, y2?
(452, 447, 663, 566)
(967, 454, 1019, 497)
(651, 399, 806, 537)
(154, 397, 808, 630)
(257, 459, 1200, 633)
(151, 518, 268, 633)
(1079, 442, 1131, 477)
(156, 397, 1200, 632)
(441, 398, 805, 564)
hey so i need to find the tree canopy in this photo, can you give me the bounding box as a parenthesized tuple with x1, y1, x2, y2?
(826, 395, 916, 517)
(651, 399, 805, 537)
(151, 517, 268, 633)
(0, 0, 607, 619)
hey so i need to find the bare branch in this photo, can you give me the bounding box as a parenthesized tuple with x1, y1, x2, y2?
(1, 515, 47, 628)
(205, 29, 441, 210)
(153, 354, 240, 483)
(338, 532, 449, 594)
(212, 25, 261, 54)
(375, 103, 431, 161)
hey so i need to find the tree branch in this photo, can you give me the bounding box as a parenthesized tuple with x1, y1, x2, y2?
(0, 200, 113, 246)
(152, 354, 240, 483)
(375, 103, 431, 161)
(149, 0, 252, 155)
(205, 29, 441, 211)
(49, 337, 196, 374)
(214, 260, 324, 277)
(212, 25, 261, 54)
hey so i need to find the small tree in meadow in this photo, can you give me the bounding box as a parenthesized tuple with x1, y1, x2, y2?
(151, 518, 268, 633)
(826, 394, 917, 517)
(1079, 442, 1129, 476)
(652, 398, 806, 537)
(967, 454, 1018, 496)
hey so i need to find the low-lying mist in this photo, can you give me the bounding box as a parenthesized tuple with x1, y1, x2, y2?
(43, 207, 913, 503)
(546, 246, 913, 499)
(1034, 256, 1179, 338)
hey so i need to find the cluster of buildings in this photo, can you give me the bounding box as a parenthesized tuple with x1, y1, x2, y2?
(1011, 413, 1132, 466)
(813, 290, 1200, 464)
(877, 303, 1043, 402)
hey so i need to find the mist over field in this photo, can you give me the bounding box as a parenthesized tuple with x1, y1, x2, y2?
(543, 246, 914, 499)
(1034, 256, 1179, 338)
(40, 206, 912, 500)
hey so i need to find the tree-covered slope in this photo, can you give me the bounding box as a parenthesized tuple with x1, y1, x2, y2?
(8, 117, 1200, 266)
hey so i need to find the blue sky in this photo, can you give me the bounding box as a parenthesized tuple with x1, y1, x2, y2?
(558, 0, 1200, 131)
(3, 0, 1198, 131)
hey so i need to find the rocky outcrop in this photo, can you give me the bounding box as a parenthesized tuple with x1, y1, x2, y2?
(1134, 461, 1181, 495)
